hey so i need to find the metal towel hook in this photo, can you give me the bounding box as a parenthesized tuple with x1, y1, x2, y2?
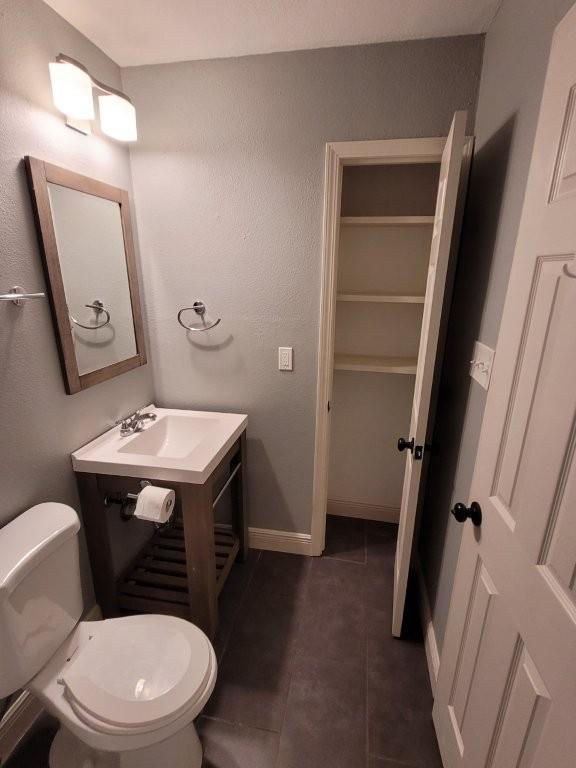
(70, 299, 111, 330)
(177, 301, 221, 332)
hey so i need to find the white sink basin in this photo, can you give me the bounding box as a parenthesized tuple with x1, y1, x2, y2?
(72, 406, 247, 484)
(118, 414, 221, 459)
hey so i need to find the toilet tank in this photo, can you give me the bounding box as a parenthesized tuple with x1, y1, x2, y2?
(0, 503, 83, 697)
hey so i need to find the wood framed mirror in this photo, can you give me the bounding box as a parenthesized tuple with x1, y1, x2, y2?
(25, 157, 146, 394)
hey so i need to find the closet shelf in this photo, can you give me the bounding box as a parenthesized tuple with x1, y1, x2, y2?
(340, 216, 435, 227)
(337, 292, 425, 304)
(334, 354, 417, 375)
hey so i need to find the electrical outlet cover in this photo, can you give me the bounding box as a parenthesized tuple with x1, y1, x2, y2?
(470, 340, 494, 390)
(278, 346, 293, 371)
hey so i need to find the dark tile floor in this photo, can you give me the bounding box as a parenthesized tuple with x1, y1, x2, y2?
(5, 516, 441, 768)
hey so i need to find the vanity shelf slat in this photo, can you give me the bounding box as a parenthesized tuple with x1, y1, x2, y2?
(149, 545, 187, 563)
(129, 570, 189, 591)
(135, 557, 188, 576)
(121, 581, 190, 606)
(118, 595, 191, 620)
(153, 537, 186, 552)
(157, 527, 185, 539)
(117, 520, 241, 616)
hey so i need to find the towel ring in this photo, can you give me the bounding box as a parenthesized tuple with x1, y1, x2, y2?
(70, 299, 111, 330)
(178, 301, 221, 332)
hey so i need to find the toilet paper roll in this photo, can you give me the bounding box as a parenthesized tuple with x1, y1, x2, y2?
(134, 485, 175, 524)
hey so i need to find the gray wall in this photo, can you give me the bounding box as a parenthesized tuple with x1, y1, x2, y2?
(419, 0, 576, 652)
(123, 36, 484, 534)
(0, 0, 154, 602)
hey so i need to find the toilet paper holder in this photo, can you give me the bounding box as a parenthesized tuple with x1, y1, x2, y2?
(105, 480, 152, 521)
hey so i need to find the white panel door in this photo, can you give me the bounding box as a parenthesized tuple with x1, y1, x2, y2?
(433, 7, 576, 768)
(392, 111, 468, 636)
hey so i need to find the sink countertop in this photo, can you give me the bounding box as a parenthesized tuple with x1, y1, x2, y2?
(72, 405, 247, 485)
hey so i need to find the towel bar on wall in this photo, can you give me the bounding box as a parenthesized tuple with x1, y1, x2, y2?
(0, 285, 46, 306)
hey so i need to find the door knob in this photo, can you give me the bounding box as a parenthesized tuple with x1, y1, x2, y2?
(451, 501, 482, 526)
(397, 437, 414, 453)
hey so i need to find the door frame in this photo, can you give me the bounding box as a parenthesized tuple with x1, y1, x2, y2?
(310, 137, 448, 556)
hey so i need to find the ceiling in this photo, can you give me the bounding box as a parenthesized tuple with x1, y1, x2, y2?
(43, 0, 501, 67)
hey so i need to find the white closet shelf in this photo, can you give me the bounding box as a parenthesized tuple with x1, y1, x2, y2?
(334, 354, 417, 375)
(339, 216, 435, 226)
(337, 292, 425, 304)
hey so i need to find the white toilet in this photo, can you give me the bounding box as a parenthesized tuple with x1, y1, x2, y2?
(0, 502, 217, 768)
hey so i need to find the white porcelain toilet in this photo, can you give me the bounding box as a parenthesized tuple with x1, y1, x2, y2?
(0, 502, 217, 768)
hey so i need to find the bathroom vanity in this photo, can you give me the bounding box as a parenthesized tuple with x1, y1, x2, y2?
(73, 406, 248, 639)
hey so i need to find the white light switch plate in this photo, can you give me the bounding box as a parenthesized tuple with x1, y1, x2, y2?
(470, 340, 494, 390)
(278, 346, 293, 371)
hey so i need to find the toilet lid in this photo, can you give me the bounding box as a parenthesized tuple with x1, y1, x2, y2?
(61, 615, 213, 730)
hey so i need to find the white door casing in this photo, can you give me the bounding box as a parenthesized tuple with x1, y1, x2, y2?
(433, 7, 576, 768)
(311, 136, 448, 556)
(392, 111, 468, 637)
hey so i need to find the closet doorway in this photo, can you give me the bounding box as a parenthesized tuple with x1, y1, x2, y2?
(311, 112, 472, 636)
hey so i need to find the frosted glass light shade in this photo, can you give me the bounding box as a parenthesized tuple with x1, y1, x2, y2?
(98, 94, 137, 142)
(49, 61, 95, 120)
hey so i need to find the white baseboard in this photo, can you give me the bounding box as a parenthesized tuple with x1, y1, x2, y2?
(327, 498, 400, 523)
(416, 559, 440, 696)
(249, 526, 313, 555)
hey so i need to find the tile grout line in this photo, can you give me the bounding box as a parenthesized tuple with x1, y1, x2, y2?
(204, 550, 306, 760)
(200, 713, 281, 736)
(272, 553, 314, 768)
(216, 550, 262, 664)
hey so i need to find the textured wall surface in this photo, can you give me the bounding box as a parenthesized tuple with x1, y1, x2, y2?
(419, 0, 576, 652)
(0, 0, 154, 602)
(123, 36, 484, 534)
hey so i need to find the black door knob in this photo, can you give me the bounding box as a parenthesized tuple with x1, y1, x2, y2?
(397, 437, 414, 453)
(451, 501, 482, 526)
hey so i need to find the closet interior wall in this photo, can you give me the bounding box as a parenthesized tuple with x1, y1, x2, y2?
(328, 163, 440, 522)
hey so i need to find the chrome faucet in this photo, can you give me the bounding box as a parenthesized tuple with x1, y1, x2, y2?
(116, 408, 157, 436)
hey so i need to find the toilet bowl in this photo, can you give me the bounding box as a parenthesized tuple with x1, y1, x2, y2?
(0, 503, 217, 768)
(32, 614, 217, 767)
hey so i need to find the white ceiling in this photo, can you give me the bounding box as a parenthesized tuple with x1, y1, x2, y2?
(43, 0, 501, 67)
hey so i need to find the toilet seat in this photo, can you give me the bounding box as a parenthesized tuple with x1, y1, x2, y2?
(60, 615, 213, 734)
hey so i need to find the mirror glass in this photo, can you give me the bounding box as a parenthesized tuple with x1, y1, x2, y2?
(47, 183, 136, 375)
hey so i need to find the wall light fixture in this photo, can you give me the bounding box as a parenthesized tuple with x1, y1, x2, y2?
(49, 54, 137, 142)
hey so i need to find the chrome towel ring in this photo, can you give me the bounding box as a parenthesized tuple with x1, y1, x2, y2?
(70, 299, 111, 330)
(177, 301, 221, 332)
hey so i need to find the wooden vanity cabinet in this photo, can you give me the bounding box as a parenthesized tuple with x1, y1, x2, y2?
(76, 431, 247, 640)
